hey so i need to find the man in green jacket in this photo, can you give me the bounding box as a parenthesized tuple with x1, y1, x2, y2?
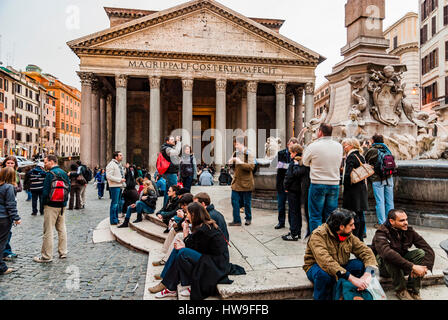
(34, 155, 70, 263)
(303, 209, 378, 300)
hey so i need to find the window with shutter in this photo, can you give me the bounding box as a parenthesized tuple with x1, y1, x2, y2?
(432, 16, 436, 35)
(444, 6, 448, 25)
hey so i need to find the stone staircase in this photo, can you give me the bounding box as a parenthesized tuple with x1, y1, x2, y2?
(109, 212, 446, 300)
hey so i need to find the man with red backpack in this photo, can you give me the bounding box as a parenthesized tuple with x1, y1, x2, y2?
(158, 136, 182, 207)
(33, 155, 70, 263)
(365, 134, 397, 228)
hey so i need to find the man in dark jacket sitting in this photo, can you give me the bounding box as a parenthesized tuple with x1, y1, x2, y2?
(193, 192, 229, 242)
(372, 209, 435, 300)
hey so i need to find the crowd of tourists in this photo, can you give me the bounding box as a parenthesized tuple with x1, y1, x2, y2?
(1, 127, 438, 301)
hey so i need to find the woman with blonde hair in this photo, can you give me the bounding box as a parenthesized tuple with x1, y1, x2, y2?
(0, 167, 21, 275)
(341, 138, 369, 241)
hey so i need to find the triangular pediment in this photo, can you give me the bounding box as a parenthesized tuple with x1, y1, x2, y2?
(67, 0, 325, 65)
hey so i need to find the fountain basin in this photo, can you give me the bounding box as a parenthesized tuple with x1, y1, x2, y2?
(253, 159, 448, 229)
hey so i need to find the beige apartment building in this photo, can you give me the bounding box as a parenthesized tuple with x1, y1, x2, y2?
(419, 0, 448, 113)
(4, 67, 41, 158)
(314, 82, 330, 118)
(384, 12, 420, 109)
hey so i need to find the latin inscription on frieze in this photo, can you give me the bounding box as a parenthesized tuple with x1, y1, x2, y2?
(128, 60, 277, 75)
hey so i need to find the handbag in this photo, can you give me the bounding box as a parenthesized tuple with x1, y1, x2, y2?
(350, 154, 374, 184)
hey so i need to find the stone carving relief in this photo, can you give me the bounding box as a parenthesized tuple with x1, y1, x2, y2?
(77, 72, 94, 86)
(265, 137, 282, 160)
(305, 82, 314, 95)
(275, 82, 287, 95)
(348, 76, 367, 123)
(367, 66, 404, 127)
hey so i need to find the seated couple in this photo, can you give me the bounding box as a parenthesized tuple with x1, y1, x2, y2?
(149, 201, 239, 300)
(305, 209, 434, 300)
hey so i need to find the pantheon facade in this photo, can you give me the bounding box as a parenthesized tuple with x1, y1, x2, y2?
(68, 0, 324, 170)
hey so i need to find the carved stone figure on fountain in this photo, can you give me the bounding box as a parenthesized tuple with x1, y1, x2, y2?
(265, 137, 282, 160)
(368, 66, 405, 127)
(305, 105, 328, 141)
(348, 76, 368, 122)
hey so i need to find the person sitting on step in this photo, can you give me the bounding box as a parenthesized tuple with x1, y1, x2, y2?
(371, 209, 435, 300)
(152, 193, 195, 267)
(148, 202, 231, 300)
(303, 209, 378, 300)
(156, 186, 189, 232)
(117, 181, 158, 228)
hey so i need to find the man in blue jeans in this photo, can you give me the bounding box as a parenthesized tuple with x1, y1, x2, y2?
(160, 136, 182, 206)
(365, 134, 395, 226)
(303, 124, 343, 233)
(106, 151, 126, 225)
(303, 209, 378, 300)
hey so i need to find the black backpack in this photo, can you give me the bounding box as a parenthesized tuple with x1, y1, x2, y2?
(375, 148, 397, 179)
(82, 166, 93, 182)
(180, 155, 194, 178)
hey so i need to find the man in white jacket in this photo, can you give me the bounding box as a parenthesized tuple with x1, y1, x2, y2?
(303, 124, 343, 233)
(106, 151, 126, 225)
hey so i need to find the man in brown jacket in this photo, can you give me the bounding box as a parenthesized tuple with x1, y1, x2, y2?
(372, 209, 435, 300)
(228, 136, 255, 227)
(303, 209, 378, 300)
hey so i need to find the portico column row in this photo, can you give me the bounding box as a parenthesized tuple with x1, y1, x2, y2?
(115, 74, 128, 163)
(99, 91, 107, 168)
(275, 82, 287, 149)
(294, 87, 304, 136)
(215, 79, 227, 166)
(78, 72, 93, 168)
(247, 81, 258, 156)
(182, 78, 194, 146)
(304, 82, 315, 144)
(149, 76, 161, 173)
(91, 78, 100, 168)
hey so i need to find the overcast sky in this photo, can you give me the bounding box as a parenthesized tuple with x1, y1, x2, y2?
(0, 0, 418, 90)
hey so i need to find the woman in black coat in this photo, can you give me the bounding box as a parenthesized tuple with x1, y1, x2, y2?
(342, 138, 369, 241)
(283, 144, 308, 241)
(121, 164, 139, 216)
(149, 202, 230, 300)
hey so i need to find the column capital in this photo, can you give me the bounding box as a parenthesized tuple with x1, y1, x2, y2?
(275, 82, 287, 95)
(149, 76, 161, 89)
(216, 79, 227, 92)
(182, 78, 194, 91)
(294, 86, 304, 96)
(91, 77, 101, 94)
(247, 81, 258, 94)
(77, 72, 94, 86)
(115, 74, 128, 88)
(305, 82, 315, 95)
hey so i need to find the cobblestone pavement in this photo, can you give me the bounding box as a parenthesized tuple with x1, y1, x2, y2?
(0, 184, 147, 300)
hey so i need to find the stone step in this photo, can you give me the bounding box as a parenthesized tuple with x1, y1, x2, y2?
(110, 223, 161, 254)
(144, 213, 167, 228)
(129, 213, 167, 244)
(217, 268, 446, 300)
(144, 248, 177, 301)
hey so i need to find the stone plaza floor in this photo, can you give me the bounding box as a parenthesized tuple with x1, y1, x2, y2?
(1, 183, 447, 300)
